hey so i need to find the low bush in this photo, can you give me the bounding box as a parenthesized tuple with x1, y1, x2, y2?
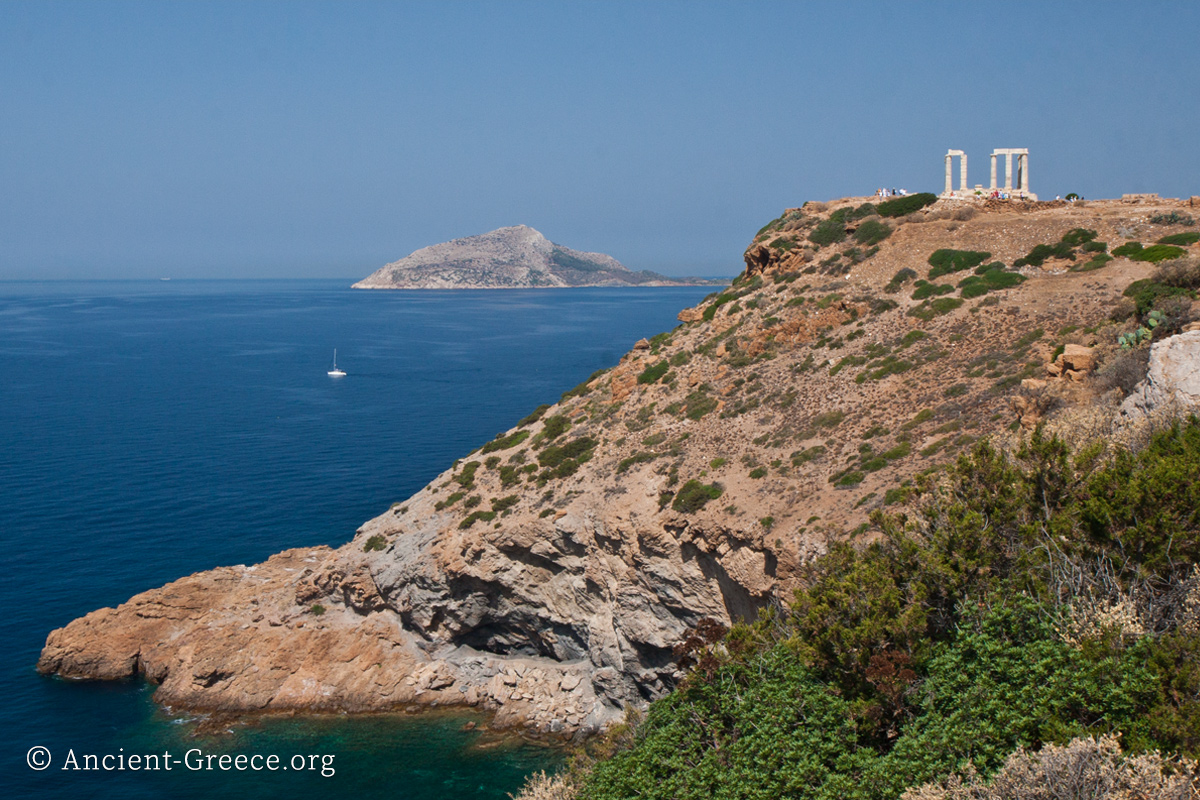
(538, 437, 598, 469)
(1154, 257, 1200, 289)
(1149, 211, 1196, 226)
(911, 280, 955, 300)
(809, 217, 848, 247)
(617, 451, 660, 473)
(541, 414, 570, 440)
(1081, 239, 1109, 252)
(637, 360, 670, 385)
(363, 534, 387, 552)
(1113, 241, 1144, 258)
(1013, 241, 1075, 267)
(1060, 227, 1098, 246)
(1158, 231, 1200, 246)
(854, 219, 892, 246)
(885, 268, 918, 293)
(927, 249, 990, 279)
(517, 404, 551, 428)
(480, 429, 530, 454)
(1131, 244, 1187, 263)
(877, 192, 938, 218)
(1123, 279, 1196, 315)
(671, 480, 723, 513)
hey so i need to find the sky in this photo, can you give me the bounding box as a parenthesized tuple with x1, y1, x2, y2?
(1, 1, 1198, 280)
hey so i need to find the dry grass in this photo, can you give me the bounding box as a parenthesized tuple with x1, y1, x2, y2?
(902, 735, 1200, 800)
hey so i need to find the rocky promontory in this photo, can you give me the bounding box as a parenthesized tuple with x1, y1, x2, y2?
(352, 224, 721, 289)
(41, 194, 1200, 736)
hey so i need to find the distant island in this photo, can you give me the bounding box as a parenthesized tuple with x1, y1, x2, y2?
(352, 225, 726, 289)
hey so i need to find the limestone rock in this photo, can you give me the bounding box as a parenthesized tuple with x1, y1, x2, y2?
(1120, 331, 1200, 423)
(1060, 344, 1096, 373)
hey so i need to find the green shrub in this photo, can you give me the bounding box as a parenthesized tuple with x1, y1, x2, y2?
(363, 534, 387, 552)
(453, 461, 480, 489)
(637, 360, 670, 385)
(540, 414, 570, 440)
(876, 192, 938, 218)
(309, 603, 326, 616)
(617, 451, 660, 473)
(854, 219, 892, 246)
(490, 494, 519, 513)
(671, 480, 723, 513)
(792, 445, 826, 465)
(834, 470, 864, 487)
(1060, 227, 1098, 246)
(957, 268, 1025, 298)
(1081, 240, 1109, 252)
(1112, 241, 1144, 258)
(1073, 253, 1114, 272)
(911, 280, 955, 300)
(669, 350, 691, 367)
(1149, 211, 1195, 225)
(927, 249, 990, 279)
(1157, 231, 1200, 246)
(538, 436, 598, 469)
(1123, 279, 1196, 315)
(480, 429, 530, 454)
(458, 510, 497, 529)
(685, 390, 718, 421)
(1131, 244, 1187, 263)
(885, 267, 918, 293)
(749, 467, 767, 479)
(517, 404, 551, 427)
(809, 217, 847, 247)
(1014, 241, 1075, 267)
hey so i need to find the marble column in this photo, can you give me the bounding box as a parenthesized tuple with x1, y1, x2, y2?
(1004, 153, 1013, 191)
(990, 154, 998, 191)
(960, 153, 968, 193)
(945, 155, 953, 195)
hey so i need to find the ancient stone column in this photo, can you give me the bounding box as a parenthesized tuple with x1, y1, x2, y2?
(960, 153, 968, 193)
(1021, 153, 1030, 193)
(1004, 153, 1013, 191)
(990, 154, 998, 190)
(945, 154, 953, 195)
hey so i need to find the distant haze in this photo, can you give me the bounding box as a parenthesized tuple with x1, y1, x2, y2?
(2, 1, 1198, 280)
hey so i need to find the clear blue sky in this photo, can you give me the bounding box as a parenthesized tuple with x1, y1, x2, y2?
(2, 1, 1197, 280)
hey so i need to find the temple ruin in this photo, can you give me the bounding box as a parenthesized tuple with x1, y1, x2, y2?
(941, 148, 1037, 200)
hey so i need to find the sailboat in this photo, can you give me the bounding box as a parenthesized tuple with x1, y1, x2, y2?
(328, 349, 346, 377)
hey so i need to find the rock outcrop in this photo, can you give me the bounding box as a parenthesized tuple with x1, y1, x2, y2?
(352, 225, 720, 289)
(42, 195, 1200, 736)
(1120, 330, 1200, 423)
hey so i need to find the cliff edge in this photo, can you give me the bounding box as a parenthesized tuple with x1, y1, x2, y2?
(41, 194, 1200, 736)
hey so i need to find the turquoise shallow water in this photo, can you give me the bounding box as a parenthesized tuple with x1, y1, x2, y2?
(0, 279, 715, 798)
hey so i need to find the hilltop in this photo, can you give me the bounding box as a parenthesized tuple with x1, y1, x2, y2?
(352, 224, 723, 289)
(40, 193, 1200, 744)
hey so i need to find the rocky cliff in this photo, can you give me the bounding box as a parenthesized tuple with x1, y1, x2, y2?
(40, 195, 1200, 736)
(352, 224, 720, 289)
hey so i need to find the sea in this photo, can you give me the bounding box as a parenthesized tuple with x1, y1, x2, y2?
(0, 279, 717, 799)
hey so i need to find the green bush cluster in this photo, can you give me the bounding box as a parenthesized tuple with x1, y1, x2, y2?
(911, 280, 954, 300)
(578, 421, 1200, 800)
(927, 249, 990, 279)
(516, 404, 550, 428)
(1149, 211, 1195, 226)
(854, 219, 892, 246)
(540, 414, 570, 440)
(671, 480, 723, 513)
(537, 436, 597, 480)
(884, 268, 918, 294)
(876, 192, 938, 218)
(480, 429, 530, 454)
(1158, 231, 1200, 246)
(1123, 278, 1196, 315)
(362, 534, 387, 552)
(908, 297, 962, 321)
(1132, 244, 1187, 263)
(637, 360, 670, 385)
(957, 264, 1025, 298)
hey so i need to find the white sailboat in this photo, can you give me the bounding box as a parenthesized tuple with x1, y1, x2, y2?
(327, 349, 346, 377)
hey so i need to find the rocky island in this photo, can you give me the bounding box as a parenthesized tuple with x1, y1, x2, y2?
(351, 224, 722, 289)
(41, 193, 1200, 753)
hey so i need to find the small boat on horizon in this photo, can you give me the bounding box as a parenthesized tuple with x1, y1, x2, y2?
(328, 349, 346, 377)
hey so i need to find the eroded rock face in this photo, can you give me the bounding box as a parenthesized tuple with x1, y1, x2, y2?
(38, 479, 780, 735)
(1120, 331, 1200, 423)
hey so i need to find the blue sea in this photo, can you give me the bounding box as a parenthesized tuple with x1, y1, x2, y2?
(0, 279, 716, 799)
